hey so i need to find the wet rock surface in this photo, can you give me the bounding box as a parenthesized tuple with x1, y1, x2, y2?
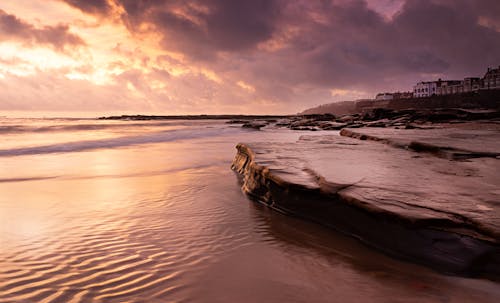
(232, 127, 500, 278)
(340, 125, 500, 159)
(236, 108, 500, 131)
(242, 121, 269, 130)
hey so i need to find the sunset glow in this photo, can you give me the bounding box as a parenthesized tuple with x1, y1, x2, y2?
(1, 2, 500, 301)
(1, 0, 500, 116)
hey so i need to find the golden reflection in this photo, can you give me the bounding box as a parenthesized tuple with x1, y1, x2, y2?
(0, 143, 195, 247)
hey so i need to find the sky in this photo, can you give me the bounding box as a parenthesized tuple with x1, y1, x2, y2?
(0, 0, 499, 116)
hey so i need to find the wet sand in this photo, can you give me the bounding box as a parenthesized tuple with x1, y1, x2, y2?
(1, 118, 499, 302)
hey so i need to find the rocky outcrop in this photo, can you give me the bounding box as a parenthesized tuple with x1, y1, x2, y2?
(340, 126, 500, 160)
(242, 121, 269, 130)
(233, 109, 500, 132)
(232, 132, 500, 279)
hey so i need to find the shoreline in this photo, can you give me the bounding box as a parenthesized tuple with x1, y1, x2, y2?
(98, 114, 293, 120)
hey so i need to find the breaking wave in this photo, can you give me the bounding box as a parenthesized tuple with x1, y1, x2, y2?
(0, 127, 238, 157)
(0, 120, 216, 134)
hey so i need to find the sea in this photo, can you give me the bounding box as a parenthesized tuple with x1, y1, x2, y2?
(0, 117, 499, 303)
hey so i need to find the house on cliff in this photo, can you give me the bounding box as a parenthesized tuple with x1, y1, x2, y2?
(375, 93, 394, 100)
(435, 79, 464, 95)
(414, 80, 462, 97)
(413, 66, 500, 98)
(375, 92, 413, 100)
(463, 77, 481, 92)
(414, 81, 438, 97)
(483, 66, 500, 90)
(393, 91, 413, 99)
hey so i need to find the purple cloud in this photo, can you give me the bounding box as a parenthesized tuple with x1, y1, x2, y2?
(7, 0, 500, 113)
(61, 0, 112, 15)
(0, 9, 85, 50)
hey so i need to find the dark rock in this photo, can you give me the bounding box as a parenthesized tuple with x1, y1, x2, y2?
(275, 118, 293, 127)
(362, 108, 398, 121)
(290, 119, 319, 128)
(318, 122, 348, 130)
(365, 120, 389, 128)
(404, 123, 434, 130)
(344, 122, 365, 128)
(302, 113, 336, 120)
(242, 121, 268, 130)
(226, 119, 249, 124)
(231, 133, 500, 278)
(291, 126, 318, 131)
(336, 115, 358, 123)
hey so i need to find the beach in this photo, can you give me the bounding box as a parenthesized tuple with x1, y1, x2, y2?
(0, 117, 499, 302)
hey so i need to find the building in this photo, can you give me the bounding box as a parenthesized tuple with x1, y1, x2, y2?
(393, 91, 413, 99)
(482, 66, 500, 90)
(375, 91, 413, 100)
(414, 81, 438, 97)
(436, 79, 463, 95)
(413, 79, 466, 97)
(375, 92, 394, 100)
(463, 77, 481, 92)
(410, 66, 499, 98)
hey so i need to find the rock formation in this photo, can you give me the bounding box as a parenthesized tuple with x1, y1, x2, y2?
(232, 126, 500, 278)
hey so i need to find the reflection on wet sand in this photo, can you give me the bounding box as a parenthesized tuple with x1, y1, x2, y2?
(0, 119, 498, 302)
(194, 199, 500, 303)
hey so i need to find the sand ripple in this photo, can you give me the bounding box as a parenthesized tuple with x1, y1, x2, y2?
(0, 167, 253, 303)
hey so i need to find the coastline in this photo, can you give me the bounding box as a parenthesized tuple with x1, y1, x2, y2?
(98, 114, 293, 120)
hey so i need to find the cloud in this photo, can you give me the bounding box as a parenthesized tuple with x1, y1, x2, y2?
(117, 0, 283, 60)
(0, 65, 286, 114)
(0, 9, 85, 50)
(0, 71, 133, 111)
(60, 0, 113, 15)
(53, 0, 500, 83)
(3, 0, 500, 114)
(110, 1, 500, 87)
(224, 0, 500, 94)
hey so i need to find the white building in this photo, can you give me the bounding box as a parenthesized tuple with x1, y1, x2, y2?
(411, 66, 500, 99)
(413, 82, 438, 97)
(414, 79, 466, 97)
(375, 93, 394, 100)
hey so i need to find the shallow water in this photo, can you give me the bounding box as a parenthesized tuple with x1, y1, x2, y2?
(0, 118, 498, 303)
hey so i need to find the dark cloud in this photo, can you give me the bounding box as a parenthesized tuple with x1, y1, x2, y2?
(0, 9, 85, 50)
(50, 0, 500, 83)
(61, 0, 112, 15)
(116, 0, 282, 59)
(100, 0, 499, 92)
(391, 0, 500, 73)
(221, 0, 500, 97)
(7, 0, 500, 113)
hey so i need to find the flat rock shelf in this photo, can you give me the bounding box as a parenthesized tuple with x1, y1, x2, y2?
(231, 127, 500, 279)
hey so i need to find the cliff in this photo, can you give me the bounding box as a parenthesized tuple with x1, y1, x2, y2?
(300, 89, 500, 116)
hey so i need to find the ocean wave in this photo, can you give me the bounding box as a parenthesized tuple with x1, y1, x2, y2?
(0, 121, 217, 134)
(0, 127, 238, 157)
